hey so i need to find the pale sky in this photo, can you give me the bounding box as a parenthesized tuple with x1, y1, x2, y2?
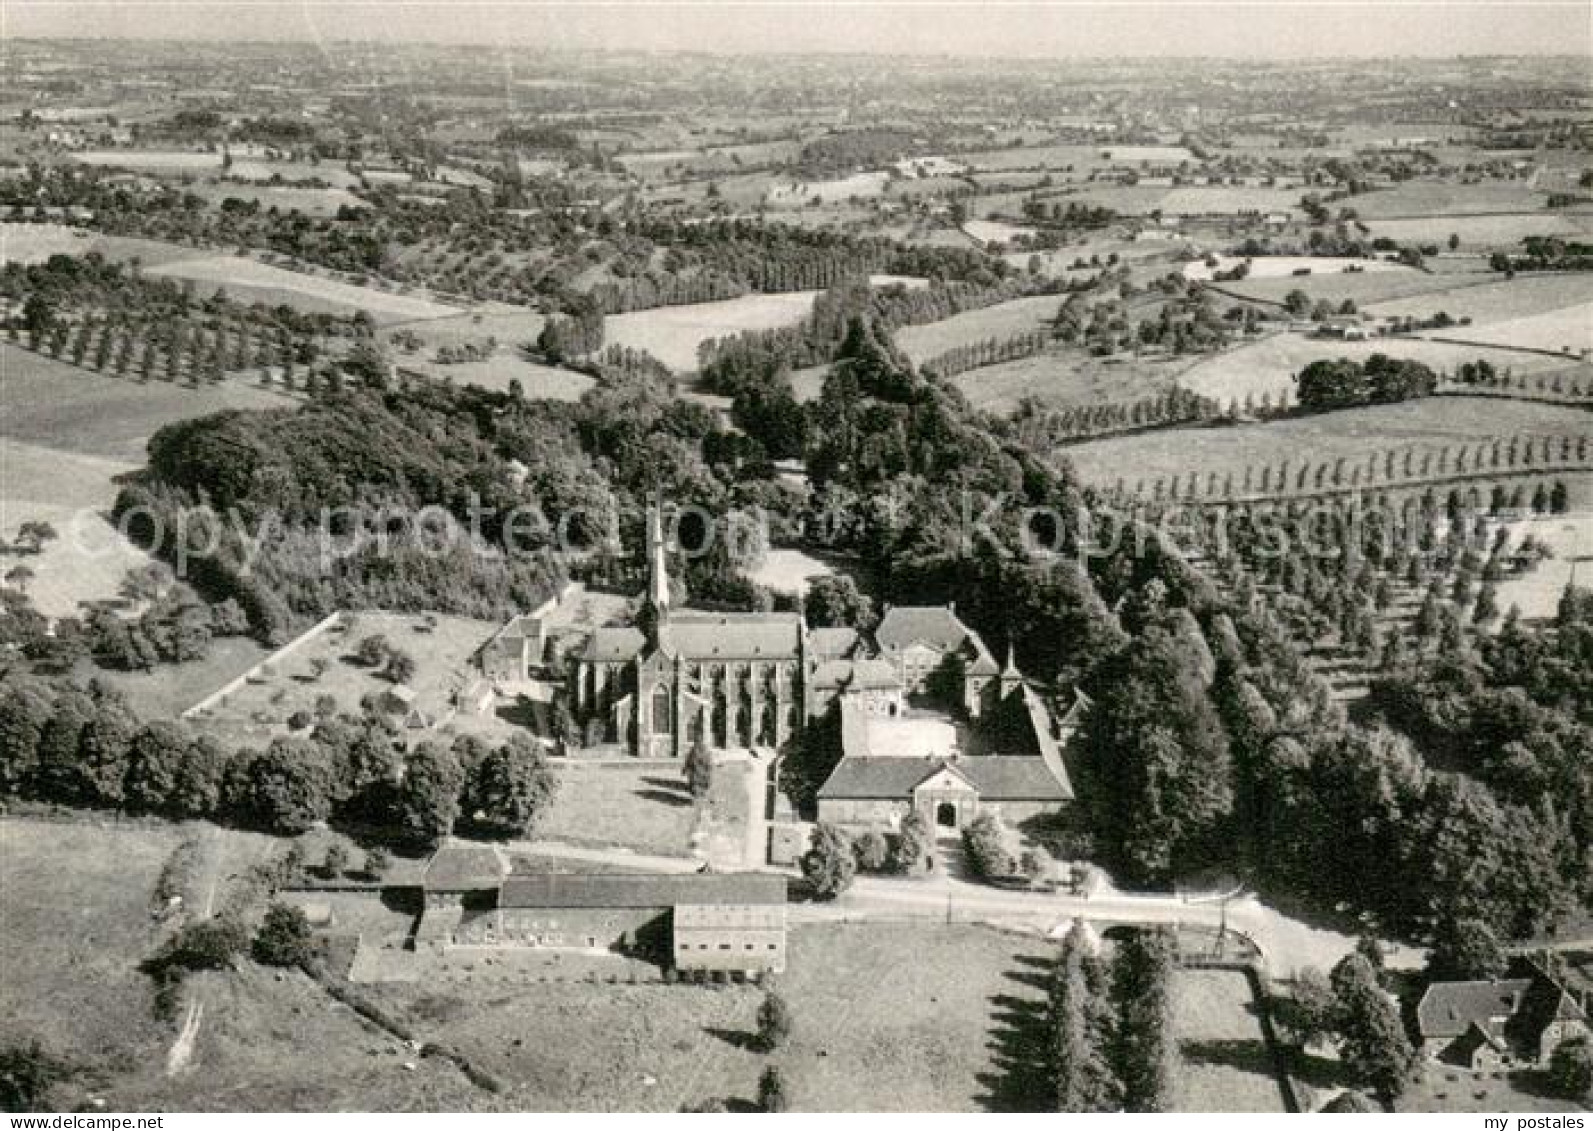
(5, 1, 1590, 59)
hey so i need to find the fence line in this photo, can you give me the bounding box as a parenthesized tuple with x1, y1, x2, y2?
(181, 610, 344, 718)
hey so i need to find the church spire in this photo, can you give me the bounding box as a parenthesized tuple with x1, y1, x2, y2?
(646, 502, 670, 617)
(1000, 641, 1022, 694)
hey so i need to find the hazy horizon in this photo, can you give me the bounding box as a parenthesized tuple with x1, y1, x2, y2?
(6, 1, 1591, 61)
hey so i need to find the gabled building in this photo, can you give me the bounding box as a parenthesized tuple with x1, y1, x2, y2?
(1416, 971, 1589, 1069)
(411, 854, 787, 974)
(874, 603, 1000, 715)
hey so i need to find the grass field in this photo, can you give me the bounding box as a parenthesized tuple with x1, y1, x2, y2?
(603, 291, 820, 372)
(71, 150, 372, 191)
(1394, 1064, 1586, 1115)
(0, 347, 292, 616)
(1, 221, 211, 268)
(0, 818, 180, 1075)
(1364, 212, 1593, 248)
(1159, 185, 1302, 216)
(1170, 970, 1288, 1112)
(1342, 180, 1551, 219)
(534, 762, 702, 857)
(384, 306, 594, 399)
(1184, 255, 1412, 282)
(94, 636, 272, 720)
(1432, 302, 1593, 356)
(1218, 267, 1496, 308)
(0, 344, 291, 463)
(963, 219, 1037, 246)
(145, 256, 462, 325)
(0, 437, 156, 617)
(1491, 505, 1593, 621)
(951, 350, 1195, 413)
(954, 143, 1193, 172)
(742, 548, 835, 596)
(1061, 395, 1589, 492)
(186, 182, 365, 218)
(1176, 331, 1566, 406)
(764, 172, 891, 206)
(894, 294, 1060, 364)
(1365, 273, 1593, 326)
(412, 357, 595, 400)
(367, 922, 1054, 1111)
(0, 818, 361, 1111)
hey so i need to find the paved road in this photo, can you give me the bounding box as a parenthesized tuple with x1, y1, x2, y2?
(498, 836, 1422, 974)
(794, 873, 1422, 974)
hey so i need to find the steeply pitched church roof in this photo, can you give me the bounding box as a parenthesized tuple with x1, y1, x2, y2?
(582, 626, 647, 663)
(660, 611, 802, 661)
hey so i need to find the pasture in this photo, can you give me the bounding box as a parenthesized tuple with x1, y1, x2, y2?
(1365, 273, 1593, 326)
(186, 182, 365, 218)
(955, 143, 1193, 172)
(403, 355, 595, 400)
(894, 294, 1061, 365)
(1432, 303, 1593, 357)
(1184, 255, 1412, 283)
(1, 221, 210, 268)
(0, 818, 353, 1112)
(0, 444, 156, 619)
(1158, 185, 1303, 216)
(1395, 1065, 1586, 1116)
(1060, 395, 1589, 493)
(603, 291, 820, 372)
(388, 305, 595, 399)
(763, 172, 891, 206)
(1171, 969, 1288, 1112)
(1217, 267, 1495, 309)
(0, 344, 291, 463)
(145, 256, 462, 325)
(1365, 275, 1593, 357)
(1364, 211, 1593, 248)
(963, 219, 1037, 246)
(369, 921, 1053, 1111)
(1341, 180, 1551, 219)
(1176, 330, 1566, 406)
(534, 762, 702, 858)
(1491, 504, 1593, 622)
(952, 350, 1195, 413)
(0, 818, 181, 1088)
